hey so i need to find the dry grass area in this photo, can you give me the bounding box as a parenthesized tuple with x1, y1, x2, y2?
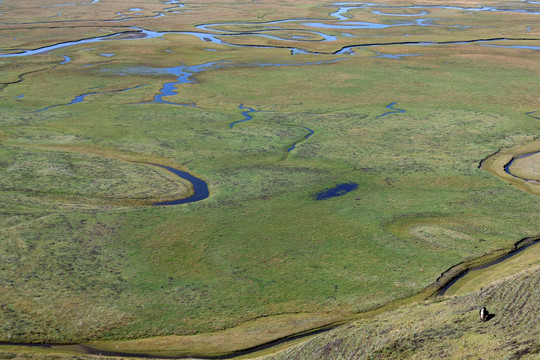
(86, 313, 338, 357)
(265, 264, 540, 360)
(2, 253, 539, 359)
(510, 153, 540, 182)
(445, 241, 540, 297)
(481, 139, 540, 196)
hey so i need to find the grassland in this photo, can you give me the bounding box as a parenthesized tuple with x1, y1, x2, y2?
(2, 245, 539, 359)
(266, 257, 540, 360)
(0, 0, 539, 358)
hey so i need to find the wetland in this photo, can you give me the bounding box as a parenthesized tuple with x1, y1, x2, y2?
(0, 0, 539, 358)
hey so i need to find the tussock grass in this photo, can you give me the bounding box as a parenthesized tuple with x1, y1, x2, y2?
(1, 0, 540, 356)
(266, 265, 540, 360)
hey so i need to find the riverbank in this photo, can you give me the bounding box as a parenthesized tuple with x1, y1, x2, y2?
(5, 260, 540, 360)
(2, 235, 538, 359)
(266, 264, 540, 359)
(480, 140, 540, 197)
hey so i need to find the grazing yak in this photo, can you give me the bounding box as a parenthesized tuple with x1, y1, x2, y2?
(479, 306, 489, 321)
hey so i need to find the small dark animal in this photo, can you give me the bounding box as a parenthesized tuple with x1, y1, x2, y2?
(479, 306, 489, 321)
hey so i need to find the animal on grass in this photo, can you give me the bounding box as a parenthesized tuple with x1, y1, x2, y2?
(479, 306, 489, 321)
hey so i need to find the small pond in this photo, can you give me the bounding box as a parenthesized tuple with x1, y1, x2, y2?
(315, 183, 358, 200)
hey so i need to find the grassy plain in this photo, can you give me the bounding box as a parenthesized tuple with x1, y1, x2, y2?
(0, 0, 539, 357)
(3, 255, 539, 359)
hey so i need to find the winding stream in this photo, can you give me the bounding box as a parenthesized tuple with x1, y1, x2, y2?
(376, 101, 405, 118)
(1, 0, 538, 58)
(127, 61, 224, 107)
(287, 127, 314, 152)
(34, 84, 147, 112)
(438, 238, 540, 296)
(0, 31, 140, 57)
(229, 104, 258, 128)
(503, 151, 540, 182)
(1, 26, 538, 60)
(149, 163, 209, 205)
(328, 2, 540, 19)
(0, 1, 539, 357)
(482, 44, 540, 50)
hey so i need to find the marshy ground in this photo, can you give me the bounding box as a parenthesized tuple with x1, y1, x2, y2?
(0, 0, 539, 358)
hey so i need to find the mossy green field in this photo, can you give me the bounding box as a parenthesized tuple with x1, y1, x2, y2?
(0, 0, 539, 357)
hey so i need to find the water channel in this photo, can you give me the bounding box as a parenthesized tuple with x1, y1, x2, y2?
(503, 151, 540, 182)
(149, 163, 210, 205)
(0, 2, 539, 359)
(0, 1, 538, 206)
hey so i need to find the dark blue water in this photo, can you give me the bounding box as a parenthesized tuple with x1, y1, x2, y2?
(315, 183, 358, 200)
(377, 102, 405, 118)
(503, 151, 540, 181)
(15, 94, 24, 99)
(149, 164, 209, 205)
(229, 104, 258, 128)
(287, 127, 314, 152)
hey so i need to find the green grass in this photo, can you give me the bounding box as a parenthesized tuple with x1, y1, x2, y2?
(0, 145, 193, 205)
(3, 257, 539, 359)
(0, 0, 540, 357)
(265, 263, 540, 360)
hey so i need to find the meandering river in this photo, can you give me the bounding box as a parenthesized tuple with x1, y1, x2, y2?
(148, 163, 210, 205)
(0, 1, 537, 208)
